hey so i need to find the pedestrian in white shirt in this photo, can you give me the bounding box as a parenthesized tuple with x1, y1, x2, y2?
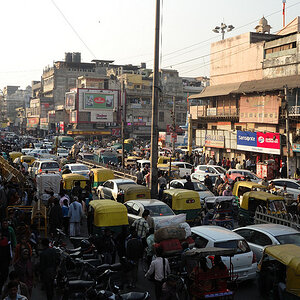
(145, 247, 170, 300)
(68, 197, 82, 236)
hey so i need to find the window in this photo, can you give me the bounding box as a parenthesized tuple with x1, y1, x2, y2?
(234, 229, 254, 243)
(192, 234, 208, 248)
(159, 112, 164, 122)
(236, 126, 242, 130)
(170, 181, 183, 189)
(41, 162, 59, 169)
(285, 182, 300, 189)
(251, 232, 272, 246)
(185, 164, 193, 169)
(214, 239, 250, 254)
(275, 233, 300, 245)
(211, 125, 217, 130)
(104, 181, 113, 189)
(144, 205, 174, 217)
(274, 181, 284, 187)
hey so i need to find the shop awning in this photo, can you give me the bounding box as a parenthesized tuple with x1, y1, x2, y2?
(236, 75, 300, 93)
(188, 82, 242, 99)
(67, 129, 111, 135)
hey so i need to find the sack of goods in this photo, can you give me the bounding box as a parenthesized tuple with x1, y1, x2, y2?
(154, 225, 186, 243)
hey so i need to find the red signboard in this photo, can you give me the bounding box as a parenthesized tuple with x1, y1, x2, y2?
(256, 132, 280, 151)
(111, 128, 121, 136)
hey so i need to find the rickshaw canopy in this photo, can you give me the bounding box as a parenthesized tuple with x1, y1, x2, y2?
(20, 155, 36, 165)
(89, 200, 129, 227)
(163, 189, 201, 211)
(62, 173, 88, 190)
(91, 168, 114, 183)
(157, 156, 175, 164)
(9, 152, 23, 160)
(118, 184, 151, 201)
(233, 181, 266, 197)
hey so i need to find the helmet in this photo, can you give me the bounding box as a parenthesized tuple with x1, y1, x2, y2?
(80, 239, 91, 250)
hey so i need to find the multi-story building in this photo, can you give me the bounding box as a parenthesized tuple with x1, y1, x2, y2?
(190, 17, 300, 173)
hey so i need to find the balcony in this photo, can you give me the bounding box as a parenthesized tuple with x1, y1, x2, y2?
(190, 105, 239, 120)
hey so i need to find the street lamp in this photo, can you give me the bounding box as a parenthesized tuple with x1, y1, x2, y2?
(213, 22, 234, 40)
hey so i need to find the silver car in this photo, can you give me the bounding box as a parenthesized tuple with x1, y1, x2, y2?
(234, 224, 300, 261)
(272, 179, 300, 200)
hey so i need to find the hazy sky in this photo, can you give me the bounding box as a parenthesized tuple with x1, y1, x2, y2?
(0, 0, 299, 89)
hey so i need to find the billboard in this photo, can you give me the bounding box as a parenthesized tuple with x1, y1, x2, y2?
(27, 118, 39, 128)
(205, 134, 224, 148)
(84, 93, 114, 110)
(237, 130, 280, 155)
(239, 95, 280, 124)
(91, 111, 114, 122)
(65, 92, 76, 110)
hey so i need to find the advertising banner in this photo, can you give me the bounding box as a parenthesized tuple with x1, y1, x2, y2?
(70, 111, 77, 123)
(292, 144, 300, 152)
(205, 135, 224, 148)
(65, 92, 76, 110)
(239, 95, 280, 124)
(84, 93, 114, 110)
(91, 110, 114, 122)
(27, 118, 39, 128)
(237, 130, 280, 155)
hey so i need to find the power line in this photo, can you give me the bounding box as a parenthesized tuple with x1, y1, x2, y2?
(50, 0, 96, 59)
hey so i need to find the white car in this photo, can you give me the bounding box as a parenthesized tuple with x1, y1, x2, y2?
(191, 173, 220, 186)
(28, 160, 61, 178)
(234, 224, 300, 261)
(226, 169, 260, 183)
(21, 148, 33, 155)
(191, 226, 257, 281)
(28, 149, 54, 159)
(56, 148, 69, 159)
(195, 165, 226, 177)
(171, 162, 193, 178)
(271, 179, 300, 200)
(63, 163, 90, 179)
(168, 179, 214, 204)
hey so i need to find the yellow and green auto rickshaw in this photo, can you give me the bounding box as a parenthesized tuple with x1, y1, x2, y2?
(157, 164, 180, 180)
(258, 244, 300, 299)
(117, 184, 151, 203)
(91, 168, 115, 189)
(157, 156, 175, 164)
(238, 190, 286, 226)
(162, 189, 201, 223)
(62, 173, 88, 192)
(9, 152, 23, 161)
(20, 155, 36, 166)
(88, 200, 129, 235)
(232, 181, 266, 200)
(125, 156, 142, 168)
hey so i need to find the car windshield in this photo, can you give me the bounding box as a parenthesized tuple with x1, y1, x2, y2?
(192, 182, 208, 191)
(214, 239, 250, 254)
(144, 205, 174, 217)
(269, 201, 286, 212)
(215, 167, 226, 174)
(71, 165, 89, 171)
(117, 181, 135, 187)
(276, 233, 300, 245)
(83, 154, 94, 160)
(58, 149, 68, 153)
(41, 162, 59, 169)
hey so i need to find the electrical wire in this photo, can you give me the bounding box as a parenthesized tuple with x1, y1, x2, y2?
(50, 0, 96, 59)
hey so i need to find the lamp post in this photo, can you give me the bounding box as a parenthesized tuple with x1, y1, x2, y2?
(213, 22, 234, 40)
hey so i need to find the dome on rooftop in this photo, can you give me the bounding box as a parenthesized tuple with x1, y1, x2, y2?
(259, 16, 268, 26)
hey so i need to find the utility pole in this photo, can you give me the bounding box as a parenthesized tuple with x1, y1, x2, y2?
(284, 85, 290, 177)
(121, 81, 125, 170)
(150, 0, 160, 198)
(172, 95, 176, 155)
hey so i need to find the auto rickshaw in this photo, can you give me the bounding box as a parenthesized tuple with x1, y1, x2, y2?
(232, 181, 266, 200)
(62, 173, 89, 192)
(163, 189, 201, 223)
(9, 151, 22, 161)
(258, 244, 300, 299)
(157, 156, 175, 164)
(157, 164, 180, 180)
(90, 168, 115, 189)
(125, 156, 141, 168)
(88, 200, 129, 235)
(238, 191, 286, 226)
(183, 247, 237, 299)
(203, 196, 236, 229)
(20, 155, 36, 166)
(117, 184, 151, 203)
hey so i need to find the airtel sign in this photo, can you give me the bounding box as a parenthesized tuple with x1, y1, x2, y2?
(94, 97, 106, 104)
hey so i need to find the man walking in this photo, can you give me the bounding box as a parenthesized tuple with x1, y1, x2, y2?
(68, 197, 83, 237)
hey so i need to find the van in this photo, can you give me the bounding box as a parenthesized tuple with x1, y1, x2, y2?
(171, 162, 193, 178)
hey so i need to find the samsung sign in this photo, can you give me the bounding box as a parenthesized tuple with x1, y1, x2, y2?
(237, 130, 280, 155)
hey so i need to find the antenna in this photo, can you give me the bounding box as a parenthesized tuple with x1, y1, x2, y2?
(283, 0, 286, 27)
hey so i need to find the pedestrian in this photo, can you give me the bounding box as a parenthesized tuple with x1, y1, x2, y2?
(235, 161, 242, 169)
(246, 158, 251, 170)
(204, 174, 213, 192)
(14, 235, 32, 264)
(136, 168, 143, 185)
(145, 246, 171, 300)
(184, 175, 194, 190)
(132, 211, 149, 245)
(1, 218, 17, 251)
(226, 158, 231, 170)
(126, 229, 144, 288)
(98, 228, 116, 264)
(222, 157, 226, 169)
(261, 176, 269, 187)
(222, 186, 233, 196)
(0, 230, 11, 294)
(48, 198, 63, 236)
(39, 238, 58, 300)
(71, 181, 83, 200)
(62, 199, 70, 235)
(158, 173, 167, 191)
(158, 183, 166, 201)
(3, 280, 28, 300)
(59, 190, 70, 207)
(68, 196, 83, 237)
(13, 249, 33, 296)
(1, 271, 29, 300)
(115, 225, 128, 259)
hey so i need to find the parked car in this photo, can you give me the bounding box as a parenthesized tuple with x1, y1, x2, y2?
(124, 199, 175, 225)
(195, 165, 226, 177)
(97, 179, 136, 200)
(168, 179, 214, 204)
(233, 224, 300, 261)
(191, 172, 220, 186)
(191, 225, 257, 281)
(171, 162, 194, 178)
(78, 152, 95, 161)
(271, 178, 300, 200)
(63, 163, 90, 179)
(28, 160, 60, 178)
(28, 149, 53, 159)
(56, 148, 69, 159)
(226, 169, 260, 183)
